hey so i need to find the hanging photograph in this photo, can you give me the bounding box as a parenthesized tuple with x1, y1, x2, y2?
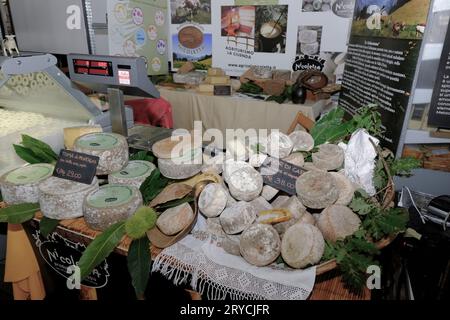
(170, 0, 212, 24)
(303, 0, 333, 12)
(352, 0, 428, 39)
(297, 26, 322, 55)
(255, 5, 288, 53)
(221, 6, 256, 38)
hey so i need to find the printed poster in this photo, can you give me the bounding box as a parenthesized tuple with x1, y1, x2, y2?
(212, 0, 299, 76)
(338, 0, 432, 151)
(108, 0, 169, 75)
(169, 0, 213, 71)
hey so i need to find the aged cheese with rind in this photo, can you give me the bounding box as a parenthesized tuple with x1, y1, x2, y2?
(198, 183, 228, 218)
(296, 171, 338, 209)
(289, 131, 314, 152)
(108, 161, 156, 188)
(64, 125, 102, 150)
(228, 167, 263, 201)
(83, 184, 141, 231)
(240, 224, 281, 267)
(317, 205, 361, 242)
(220, 201, 257, 235)
(250, 196, 273, 213)
(156, 203, 194, 236)
(329, 172, 354, 206)
(74, 132, 128, 175)
(0, 164, 54, 205)
(281, 223, 324, 269)
(223, 159, 253, 183)
(312, 144, 344, 171)
(283, 153, 305, 167)
(267, 132, 293, 159)
(261, 185, 279, 201)
(40, 176, 99, 220)
(158, 148, 202, 179)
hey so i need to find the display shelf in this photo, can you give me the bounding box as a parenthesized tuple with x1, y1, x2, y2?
(404, 129, 450, 144)
(394, 168, 450, 195)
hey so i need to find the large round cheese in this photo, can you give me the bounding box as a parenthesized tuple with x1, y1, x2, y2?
(267, 131, 293, 159)
(108, 160, 155, 188)
(281, 223, 324, 269)
(228, 167, 263, 202)
(39, 176, 99, 220)
(198, 183, 228, 218)
(83, 184, 142, 231)
(289, 131, 314, 152)
(240, 224, 281, 267)
(220, 201, 257, 235)
(73, 132, 129, 175)
(317, 205, 361, 242)
(0, 164, 54, 205)
(296, 171, 338, 209)
(312, 144, 344, 171)
(158, 148, 202, 179)
(222, 159, 253, 183)
(64, 125, 102, 150)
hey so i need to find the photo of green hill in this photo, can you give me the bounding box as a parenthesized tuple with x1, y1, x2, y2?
(351, 0, 431, 39)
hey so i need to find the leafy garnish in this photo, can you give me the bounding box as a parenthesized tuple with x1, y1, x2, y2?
(13, 134, 58, 164)
(130, 151, 155, 163)
(0, 203, 39, 224)
(139, 169, 170, 205)
(127, 237, 151, 298)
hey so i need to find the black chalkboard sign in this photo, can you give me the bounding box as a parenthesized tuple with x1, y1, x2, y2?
(53, 149, 99, 184)
(260, 157, 304, 195)
(214, 85, 231, 96)
(428, 21, 450, 129)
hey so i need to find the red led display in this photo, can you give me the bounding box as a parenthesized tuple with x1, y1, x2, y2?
(73, 59, 113, 77)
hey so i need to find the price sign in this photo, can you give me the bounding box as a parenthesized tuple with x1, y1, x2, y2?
(260, 157, 304, 195)
(53, 150, 99, 184)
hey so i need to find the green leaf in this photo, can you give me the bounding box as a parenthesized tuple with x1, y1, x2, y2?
(21, 134, 58, 163)
(155, 195, 194, 210)
(40, 217, 59, 237)
(390, 157, 421, 177)
(0, 203, 39, 224)
(13, 144, 42, 164)
(125, 206, 158, 240)
(78, 221, 126, 280)
(130, 151, 155, 163)
(139, 169, 170, 205)
(127, 237, 151, 297)
(310, 108, 346, 145)
(349, 197, 375, 215)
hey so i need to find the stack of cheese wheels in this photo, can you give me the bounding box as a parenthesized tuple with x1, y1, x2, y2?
(153, 135, 202, 179)
(39, 176, 99, 220)
(281, 223, 325, 269)
(0, 164, 54, 204)
(295, 171, 338, 209)
(317, 205, 361, 242)
(312, 144, 344, 171)
(239, 224, 281, 267)
(108, 160, 156, 188)
(228, 166, 263, 201)
(83, 184, 143, 231)
(73, 132, 129, 175)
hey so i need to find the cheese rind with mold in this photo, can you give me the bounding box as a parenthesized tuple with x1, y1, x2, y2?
(156, 203, 194, 236)
(83, 184, 142, 231)
(0, 164, 54, 205)
(198, 183, 228, 218)
(108, 160, 156, 188)
(220, 201, 257, 235)
(74, 132, 129, 175)
(228, 167, 263, 201)
(240, 224, 281, 267)
(40, 176, 99, 220)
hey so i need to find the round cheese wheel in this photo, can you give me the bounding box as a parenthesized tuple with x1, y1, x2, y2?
(202, 152, 224, 175)
(74, 132, 128, 175)
(221, 234, 241, 256)
(223, 159, 253, 183)
(152, 134, 197, 159)
(317, 205, 361, 242)
(312, 144, 344, 171)
(267, 131, 293, 159)
(220, 201, 257, 235)
(283, 153, 305, 168)
(281, 223, 325, 269)
(240, 224, 281, 267)
(228, 167, 263, 202)
(289, 131, 314, 152)
(329, 172, 354, 206)
(0, 164, 54, 205)
(83, 184, 142, 231)
(296, 171, 338, 209)
(108, 160, 156, 188)
(40, 176, 99, 220)
(158, 148, 202, 179)
(198, 183, 228, 218)
(156, 203, 194, 236)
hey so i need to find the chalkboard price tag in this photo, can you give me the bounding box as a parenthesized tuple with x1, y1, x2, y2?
(53, 149, 99, 184)
(260, 157, 304, 195)
(214, 85, 232, 96)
